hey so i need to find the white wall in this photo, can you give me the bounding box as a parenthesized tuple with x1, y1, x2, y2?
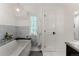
(64, 6, 74, 42)
(0, 4, 17, 26)
(16, 4, 42, 26)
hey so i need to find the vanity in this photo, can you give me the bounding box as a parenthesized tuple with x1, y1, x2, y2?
(65, 40, 79, 56)
(0, 40, 31, 56)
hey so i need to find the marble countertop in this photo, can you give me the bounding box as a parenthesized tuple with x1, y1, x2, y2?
(65, 40, 79, 52)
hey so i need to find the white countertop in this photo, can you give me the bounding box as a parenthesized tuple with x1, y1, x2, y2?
(65, 40, 79, 52)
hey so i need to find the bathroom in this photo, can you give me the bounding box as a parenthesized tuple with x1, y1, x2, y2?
(0, 3, 79, 56)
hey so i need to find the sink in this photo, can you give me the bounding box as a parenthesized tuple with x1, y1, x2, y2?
(70, 41, 79, 45)
(65, 40, 79, 52)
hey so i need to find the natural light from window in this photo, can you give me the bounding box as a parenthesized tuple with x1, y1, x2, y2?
(30, 16, 37, 35)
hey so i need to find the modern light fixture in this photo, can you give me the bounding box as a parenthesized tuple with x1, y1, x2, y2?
(74, 11, 79, 15)
(16, 3, 24, 16)
(16, 8, 20, 12)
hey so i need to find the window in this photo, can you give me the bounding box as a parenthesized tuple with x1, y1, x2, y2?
(30, 16, 37, 35)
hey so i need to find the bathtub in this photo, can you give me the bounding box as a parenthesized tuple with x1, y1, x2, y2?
(0, 40, 31, 56)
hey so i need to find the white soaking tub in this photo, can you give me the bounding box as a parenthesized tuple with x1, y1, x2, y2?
(0, 40, 31, 56)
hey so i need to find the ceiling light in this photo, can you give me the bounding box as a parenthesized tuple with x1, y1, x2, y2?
(74, 11, 79, 15)
(16, 8, 20, 12)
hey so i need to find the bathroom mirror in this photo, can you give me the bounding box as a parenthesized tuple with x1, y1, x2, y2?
(74, 11, 79, 40)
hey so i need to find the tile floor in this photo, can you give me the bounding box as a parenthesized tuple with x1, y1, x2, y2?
(29, 51, 43, 56)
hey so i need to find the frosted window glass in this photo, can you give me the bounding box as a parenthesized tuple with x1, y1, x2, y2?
(30, 16, 37, 35)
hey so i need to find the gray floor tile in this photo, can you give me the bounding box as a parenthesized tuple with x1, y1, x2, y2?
(29, 51, 43, 56)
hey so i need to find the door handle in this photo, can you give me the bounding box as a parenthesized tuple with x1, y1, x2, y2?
(53, 32, 56, 35)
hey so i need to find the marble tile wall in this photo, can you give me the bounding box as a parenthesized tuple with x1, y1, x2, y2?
(0, 25, 17, 41)
(16, 26, 30, 38)
(0, 25, 40, 48)
(0, 25, 30, 41)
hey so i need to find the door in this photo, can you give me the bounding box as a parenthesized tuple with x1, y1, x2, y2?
(43, 8, 56, 52)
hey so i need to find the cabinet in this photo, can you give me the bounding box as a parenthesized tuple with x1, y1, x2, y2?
(66, 45, 79, 56)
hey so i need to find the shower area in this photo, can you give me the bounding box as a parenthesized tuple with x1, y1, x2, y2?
(30, 15, 42, 51)
(27, 4, 66, 56)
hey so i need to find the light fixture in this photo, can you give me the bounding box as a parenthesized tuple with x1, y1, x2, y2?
(16, 3, 24, 16)
(74, 11, 79, 15)
(16, 8, 20, 12)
